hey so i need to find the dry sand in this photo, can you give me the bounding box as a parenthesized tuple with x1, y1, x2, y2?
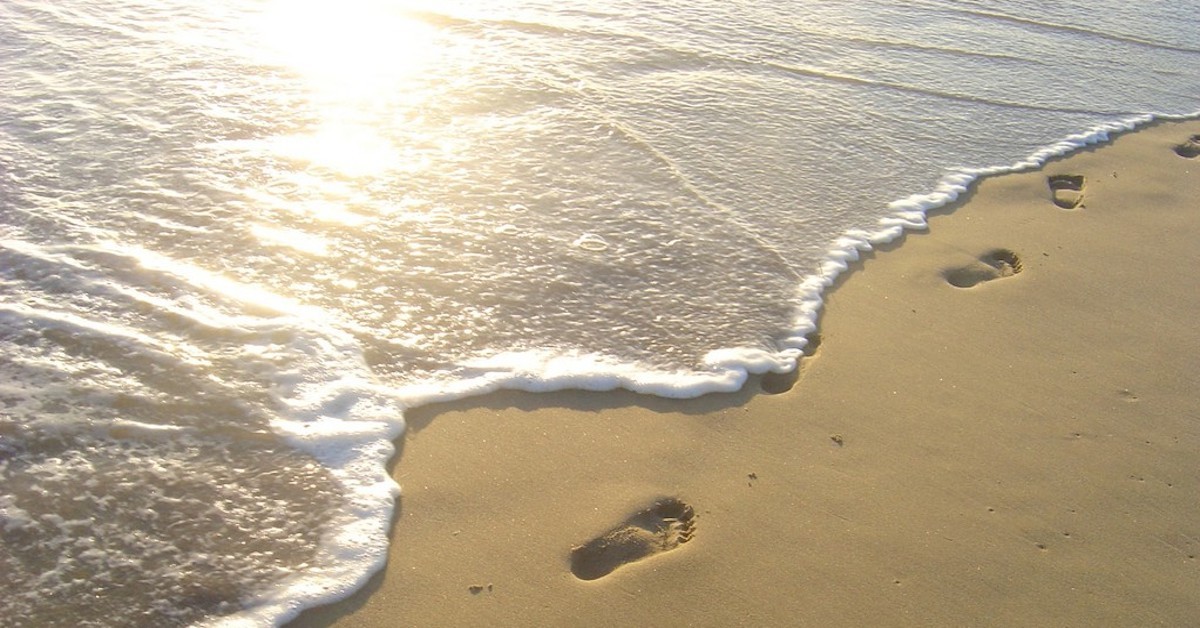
(292, 119, 1200, 627)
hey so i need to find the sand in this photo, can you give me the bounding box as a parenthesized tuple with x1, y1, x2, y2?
(291, 119, 1200, 627)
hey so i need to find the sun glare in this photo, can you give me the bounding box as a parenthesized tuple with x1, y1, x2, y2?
(254, 0, 439, 178)
(259, 0, 436, 96)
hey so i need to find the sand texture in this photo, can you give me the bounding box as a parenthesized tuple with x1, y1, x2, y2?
(291, 119, 1200, 627)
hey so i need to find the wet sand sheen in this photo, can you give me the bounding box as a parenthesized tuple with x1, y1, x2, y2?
(291, 118, 1200, 627)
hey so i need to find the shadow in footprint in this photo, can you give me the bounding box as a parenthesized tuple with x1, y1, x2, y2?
(761, 332, 821, 395)
(1048, 174, 1085, 209)
(1175, 135, 1200, 159)
(944, 249, 1023, 288)
(570, 498, 696, 581)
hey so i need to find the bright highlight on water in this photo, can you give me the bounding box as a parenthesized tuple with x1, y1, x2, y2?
(1, 0, 1197, 624)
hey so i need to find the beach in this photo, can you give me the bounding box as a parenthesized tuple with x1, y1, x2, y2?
(290, 119, 1200, 627)
(2, 2, 1198, 623)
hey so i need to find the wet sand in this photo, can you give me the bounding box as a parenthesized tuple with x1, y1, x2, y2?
(291, 119, 1200, 627)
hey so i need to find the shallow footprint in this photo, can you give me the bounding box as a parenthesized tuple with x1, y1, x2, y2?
(1175, 134, 1200, 159)
(1048, 174, 1085, 209)
(944, 249, 1023, 288)
(570, 498, 696, 581)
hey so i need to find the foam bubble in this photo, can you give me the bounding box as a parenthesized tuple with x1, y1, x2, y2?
(494, 223, 520, 235)
(573, 233, 610, 251)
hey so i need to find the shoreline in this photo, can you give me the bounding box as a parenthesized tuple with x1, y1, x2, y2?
(291, 118, 1200, 627)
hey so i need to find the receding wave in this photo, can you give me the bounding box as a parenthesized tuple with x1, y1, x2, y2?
(743, 57, 1132, 117)
(940, 6, 1200, 55)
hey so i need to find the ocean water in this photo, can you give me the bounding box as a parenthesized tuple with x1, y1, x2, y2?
(1, 0, 1197, 624)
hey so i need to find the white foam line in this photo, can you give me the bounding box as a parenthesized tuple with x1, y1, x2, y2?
(772, 112, 1200, 369)
(225, 111, 1200, 628)
(385, 112, 1200, 404)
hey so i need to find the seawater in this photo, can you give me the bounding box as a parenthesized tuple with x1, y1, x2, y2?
(1, 0, 1197, 624)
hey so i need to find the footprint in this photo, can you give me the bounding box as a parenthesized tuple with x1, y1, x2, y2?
(570, 498, 696, 581)
(1175, 134, 1200, 159)
(1048, 174, 1085, 209)
(944, 249, 1023, 288)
